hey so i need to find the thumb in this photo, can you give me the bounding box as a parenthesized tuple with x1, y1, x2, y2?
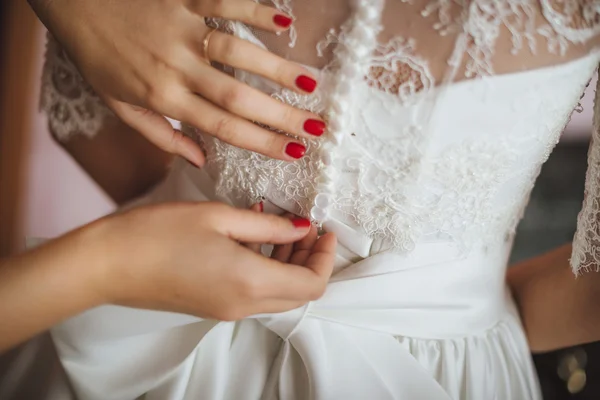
(106, 99, 205, 167)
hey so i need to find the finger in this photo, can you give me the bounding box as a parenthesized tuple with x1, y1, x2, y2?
(272, 213, 307, 263)
(192, 0, 294, 32)
(289, 225, 319, 266)
(206, 205, 312, 244)
(107, 99, 205, 167)
(271, 243, 293, 263)
(244, 203, 263, 253)
(304, 232, 337, 277)
(186, 62, 324, 140)
(204, 31, 319, 96)
(239, 250, 331, 302)
(238, 233, 336, 301)
(173, 93, 307, 161)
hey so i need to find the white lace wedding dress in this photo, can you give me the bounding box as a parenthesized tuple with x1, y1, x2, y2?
(40, 1, 600, 399)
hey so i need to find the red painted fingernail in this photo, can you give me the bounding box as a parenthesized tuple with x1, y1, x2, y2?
(259, 202, 264, 212)
(304, 119, 326, 136)
(296, 75, 317, 93)
(285, 142, 306, 159)
(291, 218, 311, 228)
(273, 14, 293, 28)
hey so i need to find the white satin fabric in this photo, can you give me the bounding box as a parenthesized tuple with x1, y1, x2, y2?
(48, 30, 600, 400)
(38, 4, 598, 397)
(51, 162, 540, 400)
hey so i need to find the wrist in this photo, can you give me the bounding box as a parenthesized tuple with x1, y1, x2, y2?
(64, 217, 121, 308)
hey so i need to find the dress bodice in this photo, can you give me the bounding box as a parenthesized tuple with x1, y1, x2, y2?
(37, 4, 600, 399)
(40, 0, 600, 270)
(197, 0, 600, 260)
(200, 52, 598, 259)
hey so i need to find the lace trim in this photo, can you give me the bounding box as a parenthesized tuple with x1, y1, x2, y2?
(572, 75, 600, 274)
(40, 34, 111, 142)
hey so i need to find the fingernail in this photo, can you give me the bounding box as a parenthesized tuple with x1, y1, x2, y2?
(295, 75, 317, 93)
(273, 14, 293, 28)
(259, 202, 264, 212)
(291, 218, 311, 228)
(285, 142, 306, 159)
(304, 119, 326, 136)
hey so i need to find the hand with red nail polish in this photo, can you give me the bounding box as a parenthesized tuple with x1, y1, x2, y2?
(31, 0, 324, 166)
(97, 202, 336, 322)
(0, 201, 337, 351)
(241, 204, 333, 280)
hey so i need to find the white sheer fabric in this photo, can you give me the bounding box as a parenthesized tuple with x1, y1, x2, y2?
(42, 0, 600, 269)
(40, 1, 600, 399)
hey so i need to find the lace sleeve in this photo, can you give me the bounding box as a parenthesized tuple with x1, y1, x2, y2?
(40, 34, 113, 142)
(572, 75, 600, 274)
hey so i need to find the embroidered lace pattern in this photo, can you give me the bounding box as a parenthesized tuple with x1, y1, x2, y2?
(40, 1, 600, 268)
(40, 34, 112, 141)
(201, 0, 600, 255)
(572, 77, 600, 273)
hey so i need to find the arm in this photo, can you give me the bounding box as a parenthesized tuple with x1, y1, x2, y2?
(0, 223, 107, 351)
(508, 243, 600, 353)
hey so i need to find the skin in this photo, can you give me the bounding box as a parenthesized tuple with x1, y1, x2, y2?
(0, 203, 336, 352)
(25, 0, 600, 354)
(49, 110, 600, 354)
(28, 0, 326, 166)
(508, 244, 600, 353)
(0, 1, 339, 354)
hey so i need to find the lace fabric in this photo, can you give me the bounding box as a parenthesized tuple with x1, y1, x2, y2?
(40, 34, 112, 142)
(203, 0, 600, 258)
(40, 1, 600, 271)
(572, 77, 600, 274)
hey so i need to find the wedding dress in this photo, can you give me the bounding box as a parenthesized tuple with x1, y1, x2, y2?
(40, 1, 600, 399)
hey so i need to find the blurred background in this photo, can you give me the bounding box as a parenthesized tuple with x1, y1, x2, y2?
(0, 2, 598, 399)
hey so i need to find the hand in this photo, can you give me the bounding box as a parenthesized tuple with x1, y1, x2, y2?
(95, 202, 336, 320)
(30, 0, 326, 166)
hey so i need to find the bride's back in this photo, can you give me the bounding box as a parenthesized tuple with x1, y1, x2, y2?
(38, 3, 600, 399)
(200, 0, 600, 265)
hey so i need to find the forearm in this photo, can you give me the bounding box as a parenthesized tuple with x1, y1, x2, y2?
(509, 243, 600, 353)
(0, 222, 108, 351)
